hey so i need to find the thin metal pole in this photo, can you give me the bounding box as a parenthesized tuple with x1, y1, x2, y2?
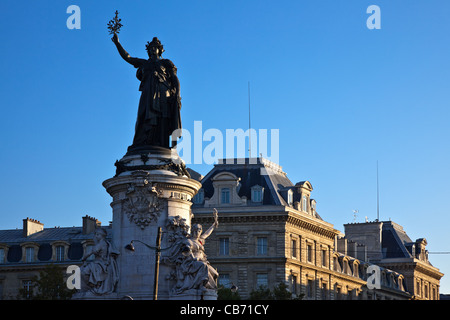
(248, 81, 251, 158)
(377, 161, 380, 221)
(153, 227, 162, 300)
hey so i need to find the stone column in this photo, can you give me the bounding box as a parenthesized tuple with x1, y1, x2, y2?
(103, 148, 202, 300)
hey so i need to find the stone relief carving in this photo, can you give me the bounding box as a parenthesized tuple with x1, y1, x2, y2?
(163, 209, 219, 296)
(79, 228, 120, 295)
(122, 179, 163, 229)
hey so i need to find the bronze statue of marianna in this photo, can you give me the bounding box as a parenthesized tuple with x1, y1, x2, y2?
(112, 33, 181, 153)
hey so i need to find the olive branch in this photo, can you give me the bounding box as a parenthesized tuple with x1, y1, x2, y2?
(107, 10, 123, 34)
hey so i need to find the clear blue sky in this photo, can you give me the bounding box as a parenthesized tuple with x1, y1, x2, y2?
(1, 0, 450, 293)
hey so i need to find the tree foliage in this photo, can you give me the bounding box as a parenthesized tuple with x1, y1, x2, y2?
(249, 282, 304, 300)
(19, 264, 74, 300)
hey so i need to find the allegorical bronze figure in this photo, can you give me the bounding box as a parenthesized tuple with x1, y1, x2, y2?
(110, 16, 181, 153)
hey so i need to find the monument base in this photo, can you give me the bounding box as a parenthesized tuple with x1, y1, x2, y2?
(169, 289, 218, 300)
(72, 291, 119, 300)
(101, 147, 218, 300)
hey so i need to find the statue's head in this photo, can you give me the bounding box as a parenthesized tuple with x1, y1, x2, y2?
(191, 224, 202, 239)
(146, 37, 164, 58)
(94, 228, 107, 241)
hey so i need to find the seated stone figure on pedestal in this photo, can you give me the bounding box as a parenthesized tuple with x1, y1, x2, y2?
(165, 210, 219, 297)
(112, 33, 182, 153)
(79, 228, 120, 296)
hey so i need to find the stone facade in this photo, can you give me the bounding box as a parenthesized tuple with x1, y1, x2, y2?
(191, 158, 440, 300)
(344, 221, 443, 300)
(0, 216, 101, 299)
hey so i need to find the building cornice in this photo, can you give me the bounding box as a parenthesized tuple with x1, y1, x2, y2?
(193, 205, 339, 239)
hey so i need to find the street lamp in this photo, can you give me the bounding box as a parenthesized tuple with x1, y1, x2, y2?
(125, 227, 162, 300)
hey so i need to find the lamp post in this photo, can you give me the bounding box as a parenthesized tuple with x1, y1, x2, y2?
(125, 227, 163, 300)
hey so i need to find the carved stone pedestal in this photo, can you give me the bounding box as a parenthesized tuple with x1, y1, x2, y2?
(168, 289, 218, 300)
(102, 148, 206, 300)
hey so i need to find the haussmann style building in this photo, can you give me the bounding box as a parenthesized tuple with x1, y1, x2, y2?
(191, 157, 443, 300)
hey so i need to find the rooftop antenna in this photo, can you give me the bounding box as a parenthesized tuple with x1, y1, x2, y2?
(376, 160, 380, 221)
(352, 210, 359, 223)
(248, 81, 252, 158)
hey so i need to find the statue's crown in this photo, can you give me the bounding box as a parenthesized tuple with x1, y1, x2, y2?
(145, 37, 164, 54)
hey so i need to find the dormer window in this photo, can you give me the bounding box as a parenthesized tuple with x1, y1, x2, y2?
(302, 195, 308, 212)
(221, 188, 230, 204)
(55, 246, 64, 261)
(311, 199, 316, 215)
(287, 190, 293, 206)
(251, 185, 264, 203)
(21, 242, 39, 263)
(192, 189, 204, 204)
(51, 241, 69, 262)
(204, 172, 247, 207)
(0, 245, 8, 264)
(26, 247, 35, 263)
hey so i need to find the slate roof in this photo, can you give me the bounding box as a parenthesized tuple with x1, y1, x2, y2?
(382, 223, 413, 259)
(0, 226, 112, 244)
(381, 221, 433, 265)
(199, 158, 293, 206)
(195, 158, 323, 220)
(0, 226, 112, 263)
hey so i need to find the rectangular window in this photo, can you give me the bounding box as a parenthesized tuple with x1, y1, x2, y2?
(219, 238, 229, 255)
(221, 188, 230, 204)
(56, 245, 64, 261)
(256, 273, 268, 288)
(0, 248, 4, 264)
(307, 279, 314, 298)
(22, 280, 33, 299)
(292, 275, 297, 294)
(302, 196, 308, 212)
(307, 244, 313, 262)
(257, 237, 268, 255)
(321, 282, 328, 300)
(291, 239, 297, 258)
(193, 190, 204, 204)
(25, 247, 34, 263)
(252, 189, 262, 202)
(287, 191, 293, 206)
(336, 285, 342, 300)
(322, 249, 327, 266)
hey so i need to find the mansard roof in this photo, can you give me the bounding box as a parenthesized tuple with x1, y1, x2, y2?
(195, 157, 322, 219)
(0, 226, 112, 245)
(381, 221, 434, 266)
(199, 158, 292, 206)
(381, 221, 413, 259)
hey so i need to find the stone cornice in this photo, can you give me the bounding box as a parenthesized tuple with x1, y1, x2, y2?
(285, 214, 339, 239)
(379, 259, 444, 280)
(193, 209, 339, 239)
(193, 213, 287, 225)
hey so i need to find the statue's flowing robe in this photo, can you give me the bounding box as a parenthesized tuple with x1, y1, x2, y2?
(131, 58, 181, 148)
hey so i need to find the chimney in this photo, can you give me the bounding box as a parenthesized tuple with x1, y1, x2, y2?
(337, 237, 348, 255)
(23, 218, 44, 237)
(356, 244, 368, 261)
(82, 215, 101, 234)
